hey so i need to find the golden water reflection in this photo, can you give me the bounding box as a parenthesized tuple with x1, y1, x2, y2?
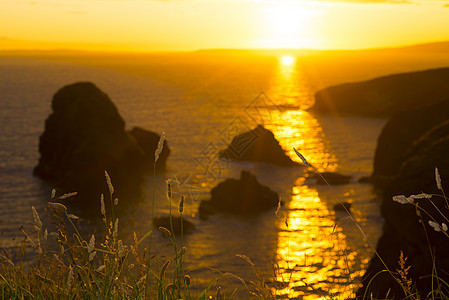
(266, 56, 336, 172)
(275, 184, 364, 299)
(261, 57, 364, 298)
(269, 55, 315, 110)
(266, 110, 337, 173)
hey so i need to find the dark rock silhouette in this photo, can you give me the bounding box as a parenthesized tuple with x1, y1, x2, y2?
(219, 125, 300, 167)
(367, 99, 449, 186)
(310, 68, 449, 117)
(198, 170, 279, 219)
(316, 172, 351, 185)
(34, 82, 168, 205)
(333, 202, 351, 212)
(153, 216, 195, 235)
(357, 104, 449, 298)
(128, 127, 170, 170)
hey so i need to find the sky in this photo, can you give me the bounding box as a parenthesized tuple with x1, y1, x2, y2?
(1, 0, 449, 52)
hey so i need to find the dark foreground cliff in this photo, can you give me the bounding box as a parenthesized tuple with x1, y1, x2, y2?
(357, 98, 449, 298)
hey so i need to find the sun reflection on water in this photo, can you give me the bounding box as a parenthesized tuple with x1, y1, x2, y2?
(274, 184, 362, 299)
(266, 110, 337, 173)
(269, 55, 315, 110)
(258, 57, 365, 298)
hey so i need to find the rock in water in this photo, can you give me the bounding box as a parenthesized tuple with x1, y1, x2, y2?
(333, 202, 351, 212)
(34, 82, 147, 202)
(219, 125, 300, 167)
(128, 127, 170, 169)
(198, 170, 279, 219)
(316, 172, 351, 185)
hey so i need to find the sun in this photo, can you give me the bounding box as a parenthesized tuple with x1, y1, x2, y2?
(257, 3, 323, 49)
(280, 55, 295, 66)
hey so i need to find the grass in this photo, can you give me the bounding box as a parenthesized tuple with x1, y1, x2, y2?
(0, 178, 281, 299)
(2, 141, 449, 299)
(0, 176, 233, 299)
(356, 167, 449, 300)
(0, 134, 259, 299)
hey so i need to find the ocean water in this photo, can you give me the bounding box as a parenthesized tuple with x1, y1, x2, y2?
(0, 53, 387, 298)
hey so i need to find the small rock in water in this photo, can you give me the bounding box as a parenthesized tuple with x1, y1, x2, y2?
(219, 125, 300, 167)
(317, 172, 351, 185)
(333, 202, 352, 212)
(198, 170, 280, 219)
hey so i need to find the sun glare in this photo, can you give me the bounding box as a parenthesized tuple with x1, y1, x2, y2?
(257, 3, 323, 49)
(281, 55, 295, 66)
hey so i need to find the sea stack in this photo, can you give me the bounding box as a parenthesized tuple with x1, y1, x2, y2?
(34, 82, 168, 204)
(220, 125, 300, 167)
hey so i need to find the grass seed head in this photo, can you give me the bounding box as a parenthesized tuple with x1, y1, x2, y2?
(113, 219, 119, 238)
(118, 240, 125, 258)
(167, 182, 172, 199)
(429, 220, 441, 232)
(410, 193, 432, 200)
(184, 274, 191, 286)
(100, 194, 106, 217)
(65, 267, 74, 295)
(436, 167, 443, 191)
(57, 192, 77, 200)
(89, 251, 96, 262)
(179, 195, 184, 214)
(293, 147, 313, 168)
(392, 195, 412, 204)
(179, 247, 187, 256)
(159, 226, 172, 238)
(133, 231, 138, 244)
(104, 170, 114, 195)
(32, 206, 42, 231)
(48, 202, 67, 213)
(155, 131, 165, 162)
(88, 235, 95, 253)
(68, 214, 79, 220)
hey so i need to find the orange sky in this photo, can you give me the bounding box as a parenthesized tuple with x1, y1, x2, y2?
(1, 0, 449, 52)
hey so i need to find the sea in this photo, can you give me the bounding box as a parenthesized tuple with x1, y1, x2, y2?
(0, 50, 445, 299)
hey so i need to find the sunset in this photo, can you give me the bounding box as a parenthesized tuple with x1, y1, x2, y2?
(1, 0, 449, 299)
(1, 0, 449, 51)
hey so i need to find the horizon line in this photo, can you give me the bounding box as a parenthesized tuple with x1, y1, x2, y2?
(1, 40, 449, 56)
